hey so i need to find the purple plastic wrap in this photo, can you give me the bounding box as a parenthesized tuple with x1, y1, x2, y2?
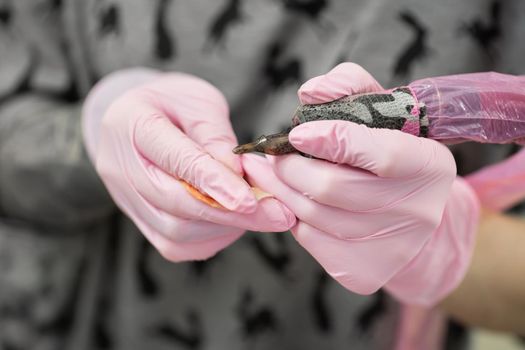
(410, 72, 525, 145)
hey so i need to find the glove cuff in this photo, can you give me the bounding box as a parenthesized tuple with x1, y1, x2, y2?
(82, 68, 161, 164)
(385, 177, 480, 306)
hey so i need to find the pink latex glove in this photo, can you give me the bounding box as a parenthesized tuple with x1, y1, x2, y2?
(466, 147, 525, 212)
(394, 146, 525, 350)
(82, 69, 295, 262)
(242, 63, 480, 305)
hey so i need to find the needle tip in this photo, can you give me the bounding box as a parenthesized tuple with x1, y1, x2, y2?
(232, 144, 250, 154)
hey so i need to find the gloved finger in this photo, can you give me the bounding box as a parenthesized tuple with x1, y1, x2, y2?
(178, 115, 241, 176)
(145, 73, 242, 174)
(242, 154, 442, 240)
(466, 147, 525, 212)
(291, 221, 429, 295)
(289, 120, 457, 178)
(136, 213, 244, 262)
(133, 163, 296, 232)
(145, 209, 242, 245)
(133, 112, 257, 213)
(298, 62, 384, 105)
(99, 153, 244, 261)
(97, 157, 241, 244)
(269, 153, 427, 212)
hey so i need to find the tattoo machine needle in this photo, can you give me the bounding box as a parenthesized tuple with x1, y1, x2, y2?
(233, 87, 428, 156)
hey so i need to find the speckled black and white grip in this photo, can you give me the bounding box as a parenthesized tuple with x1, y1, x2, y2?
(293, 87, 428, 137)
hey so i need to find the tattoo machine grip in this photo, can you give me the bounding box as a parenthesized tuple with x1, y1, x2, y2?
(233, 87, 426, 155)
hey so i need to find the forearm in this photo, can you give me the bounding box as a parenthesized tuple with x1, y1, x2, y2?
(440, 211, 525, 335)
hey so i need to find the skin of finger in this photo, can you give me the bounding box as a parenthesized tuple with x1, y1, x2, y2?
(133, 113, 257, 213)
(291, 221, 431, 295)
(288, 121, 456, 179)
(297, 62, 384, 105)
(133, 161, 296, 232)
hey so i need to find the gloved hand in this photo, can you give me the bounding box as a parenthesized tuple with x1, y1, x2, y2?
(82, 69, 295, 262)
(242, 63, 480, 305)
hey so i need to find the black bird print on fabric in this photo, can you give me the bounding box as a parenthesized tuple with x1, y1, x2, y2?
(277, 0, 334, 35)
(98, 4, 120, 36)
(136, 237, 159, 297)
(460, 0, 502, 60)
(250, 234, 291, 277)
(0, 2, 12, 26)
(94, 315, 113, 350)
(154, 0, 175, 60)
(392, 10, 430, 81)
(188, 253, 222, 278)
(154, 310, 203, 350)
(91, 221, 119, 349)
(55, 40, 83, 102)
(34, 0, 63, 15)
(236, 288, 279, 338)
(312, 270, 333, 333)
(204, 0, 245, 52)
(263, 42, 303, 89)
(355, 289, 386, 335)
(279, 0, 329, 19)
(49, 0, 62, 11)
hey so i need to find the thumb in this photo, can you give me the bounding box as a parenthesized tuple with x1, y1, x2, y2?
(298, 62, 384, 105)
(289, 120, 456, 179)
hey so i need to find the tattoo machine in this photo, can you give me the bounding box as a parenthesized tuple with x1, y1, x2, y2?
(233, 72, 525, 156)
